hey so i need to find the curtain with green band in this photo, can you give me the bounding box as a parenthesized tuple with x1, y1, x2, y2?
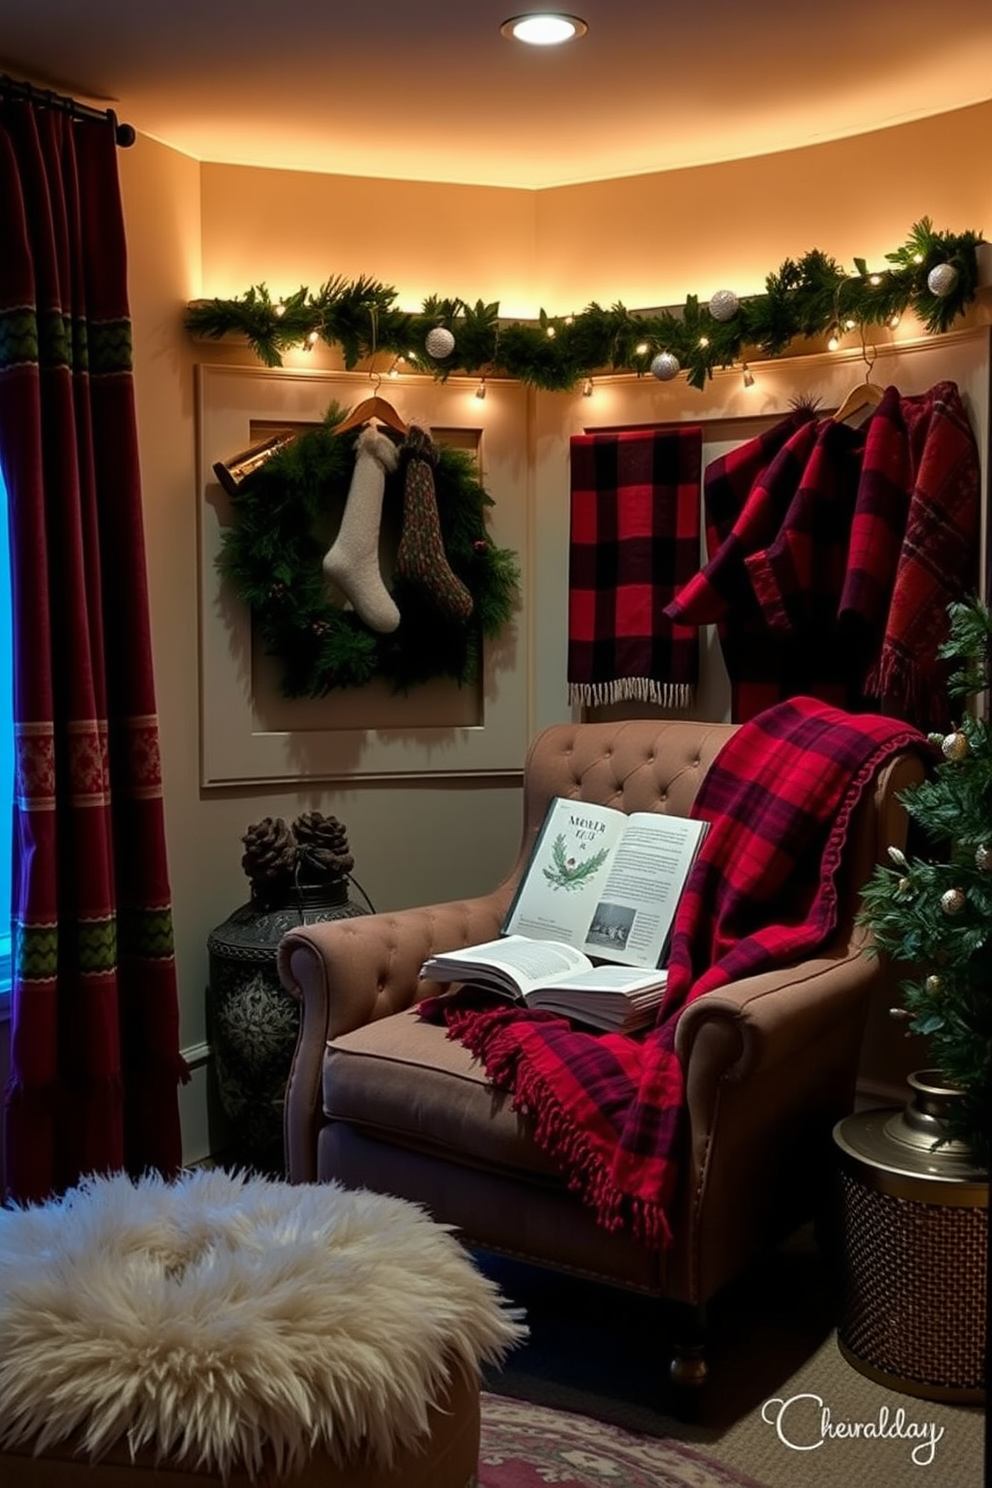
(0, 99, 186, 1201)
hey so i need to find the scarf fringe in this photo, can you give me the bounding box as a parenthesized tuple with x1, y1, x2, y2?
(447, 1007, 673, 1250)
(864, 647, 943, 731)
(568, 679, 695, 709)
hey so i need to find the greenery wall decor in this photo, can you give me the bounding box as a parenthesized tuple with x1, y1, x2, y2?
(218, 408, 521, 699)
(187, 219, 985, 392)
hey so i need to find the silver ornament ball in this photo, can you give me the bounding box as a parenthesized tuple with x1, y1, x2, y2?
(708, 289, 739, 322)
(927, 262, 959, 299)
(650, 351, 680, 382)
(425, 325, 456, 359)
(940, 887, 966, 916)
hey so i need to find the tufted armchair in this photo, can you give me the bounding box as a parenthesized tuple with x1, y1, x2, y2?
(277, 717, 924, 1396)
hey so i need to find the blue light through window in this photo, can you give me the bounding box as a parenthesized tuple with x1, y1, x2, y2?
(0, 465, 12, 1006)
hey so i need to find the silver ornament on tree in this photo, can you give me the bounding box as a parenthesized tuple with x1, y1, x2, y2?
(975, 844, 992, 872)
(927, 262, 959, 299)
(650, 351, 680, 382)
(425, 325, 456, 359)
(708, 289, 739, 322)
(940, 887, 966, 916)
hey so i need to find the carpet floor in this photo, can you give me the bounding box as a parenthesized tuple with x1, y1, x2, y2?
(478, 1225, 987, 1488)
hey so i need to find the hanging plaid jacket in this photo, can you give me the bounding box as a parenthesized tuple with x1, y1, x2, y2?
(665, 383, 980, 729)
(430, 698, 929, 1249)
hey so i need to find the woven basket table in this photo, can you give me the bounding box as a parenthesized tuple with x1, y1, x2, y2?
(833, 1079, 987, 1405)
(0, 1169, 524, 1484)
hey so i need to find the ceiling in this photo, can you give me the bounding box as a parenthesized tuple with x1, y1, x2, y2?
(2, 0, 991, 190)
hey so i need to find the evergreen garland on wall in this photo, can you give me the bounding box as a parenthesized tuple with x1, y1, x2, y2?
(188, 219, 985, 392)
(219, 408, 521, 698)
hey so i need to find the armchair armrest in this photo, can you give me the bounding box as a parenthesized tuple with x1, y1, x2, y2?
(278, 889, 513, 1182)
(672, 938, 886, 1268)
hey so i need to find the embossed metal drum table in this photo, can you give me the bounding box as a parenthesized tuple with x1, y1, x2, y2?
(832, 1073, 987, 1405)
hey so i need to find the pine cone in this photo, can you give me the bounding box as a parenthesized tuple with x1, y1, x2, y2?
(292, 811, 354, 882)
(240, 816, 297, 890)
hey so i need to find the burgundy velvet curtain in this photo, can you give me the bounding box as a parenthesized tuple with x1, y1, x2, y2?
(0, 100, 185, 1201)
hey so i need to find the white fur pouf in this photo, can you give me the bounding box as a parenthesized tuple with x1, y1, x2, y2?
(0, 1168, 525, 1481)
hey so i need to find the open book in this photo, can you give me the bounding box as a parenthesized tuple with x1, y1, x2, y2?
(419, 797, 709, 1031)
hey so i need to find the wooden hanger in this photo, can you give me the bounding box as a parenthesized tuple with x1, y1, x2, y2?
(832, 331, 885, 424)
(832, 379, 884, 425)
(330, 379, 409, 437)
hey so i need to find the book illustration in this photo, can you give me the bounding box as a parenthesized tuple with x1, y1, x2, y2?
(542, 832, 611, 891)
(585, 903, 635, 954)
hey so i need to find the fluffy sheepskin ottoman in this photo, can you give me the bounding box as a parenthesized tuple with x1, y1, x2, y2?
(0, 1169, 525, 1485)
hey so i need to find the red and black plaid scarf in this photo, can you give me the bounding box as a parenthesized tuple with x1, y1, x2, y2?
(568, 427, 702, 708)
(434, 699, 929, 1249)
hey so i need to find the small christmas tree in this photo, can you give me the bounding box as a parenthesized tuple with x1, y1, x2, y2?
(858, 597, 992, 1167)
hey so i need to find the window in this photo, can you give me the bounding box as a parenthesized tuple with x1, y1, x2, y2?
(0, 465, 11, 1009)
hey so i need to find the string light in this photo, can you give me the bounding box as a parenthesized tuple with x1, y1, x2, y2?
(888, 313, 902, 329)
(475, 377, 487, 400)
(304, 330, 319, 350)
(635, 341, 649, 356)
(742, 363, 755, 388)
(546, 325, 556, 339)
(827, 328, 841, 352)
(869, 274, 883, 286)
(582, 377, 594, 397)
(274, 302, 286, 318)
(698, 335, 709, 348)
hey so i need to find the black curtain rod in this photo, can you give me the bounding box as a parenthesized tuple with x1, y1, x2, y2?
(0, 72, 136, 147)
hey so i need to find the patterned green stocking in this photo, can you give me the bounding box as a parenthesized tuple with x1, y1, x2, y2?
(397, 427, 473, 622)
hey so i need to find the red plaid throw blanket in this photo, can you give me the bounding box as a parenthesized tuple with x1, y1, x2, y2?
(429, 698, 928, 1249)
(568, 427, 702, 707)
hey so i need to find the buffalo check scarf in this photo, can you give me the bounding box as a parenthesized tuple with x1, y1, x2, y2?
(568, 426, 702, 708)
(430, 698, 928, 1249)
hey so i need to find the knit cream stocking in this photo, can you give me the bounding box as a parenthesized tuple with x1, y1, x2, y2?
(323, 425, 400, 634)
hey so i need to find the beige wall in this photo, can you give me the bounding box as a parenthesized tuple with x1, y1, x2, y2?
(114, 105, 991, 1162)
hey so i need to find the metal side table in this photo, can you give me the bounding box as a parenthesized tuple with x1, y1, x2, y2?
(832, 1071, 987, 1405)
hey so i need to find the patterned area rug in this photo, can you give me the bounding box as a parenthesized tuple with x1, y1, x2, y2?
(478, 1394, 770, 1488)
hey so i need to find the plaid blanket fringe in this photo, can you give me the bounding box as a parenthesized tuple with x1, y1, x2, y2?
(568, 679, 696, 709)
(444, 1003, 675, 1248)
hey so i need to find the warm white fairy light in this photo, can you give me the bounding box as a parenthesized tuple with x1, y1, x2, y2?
(582, 377, 594, 397)
(305, 330, 319, 349)
(274, 302, 286, 318)
(635, 341, 648, 356)
(475, 377, 487, 400)
(698, 335, 709, 348)
(888, 313, 902, 329)
(869, 273, 883, 286)
(546, 325, 556, 339)
(742, 363, 755, 388)
(827, 330, 841, 352)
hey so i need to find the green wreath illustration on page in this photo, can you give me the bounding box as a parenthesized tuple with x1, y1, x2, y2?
(542, 833, 611, 892)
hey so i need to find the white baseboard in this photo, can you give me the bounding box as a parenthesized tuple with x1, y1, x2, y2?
(855, 1076, 908, 1111)
(179, 1042, 216, 1166)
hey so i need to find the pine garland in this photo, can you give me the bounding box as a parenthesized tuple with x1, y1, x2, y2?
(219, 407, 520, 697)
(187, 219, 985, 392)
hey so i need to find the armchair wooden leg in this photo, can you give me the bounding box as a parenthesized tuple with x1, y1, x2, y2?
(669, 1302, 707, 1419)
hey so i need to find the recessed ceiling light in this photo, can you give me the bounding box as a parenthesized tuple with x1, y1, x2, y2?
(500, 14, 589, 46)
